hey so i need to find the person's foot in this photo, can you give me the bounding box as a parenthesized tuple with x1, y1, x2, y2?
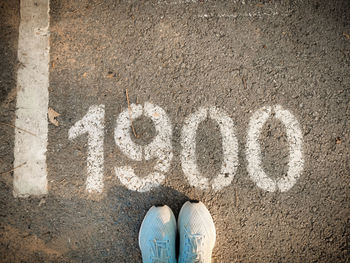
(178, 201, 216, 263)
(139, 205, 177, 263)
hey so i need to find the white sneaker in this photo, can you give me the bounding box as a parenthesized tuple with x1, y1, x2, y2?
(178, 201, 216, 263)
(139, 205, 177, 263)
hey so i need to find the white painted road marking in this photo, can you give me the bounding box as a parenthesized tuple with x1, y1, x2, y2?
(246, 105, 304, 192)
(181, 107, 239, 191)
(274, 105, 304, 192)
(115, 102, 173, 192)
(114, 104, 143, 162)
(14, 0, 50, 197)
(69, 105, 105, 193)
(10, 1, 304, 196)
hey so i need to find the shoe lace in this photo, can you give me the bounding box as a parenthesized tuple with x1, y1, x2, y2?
(150, 239, 170, 263)
(183, 228, 204, 263)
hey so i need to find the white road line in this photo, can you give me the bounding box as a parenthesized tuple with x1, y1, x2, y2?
(157, 0, 208, 5)
(246, 105, 304, 192)
(14, 0, 50, 197)
(197, 11, 290, 19)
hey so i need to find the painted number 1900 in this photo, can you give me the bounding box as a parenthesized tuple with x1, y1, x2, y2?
(69, 103, 304, 194)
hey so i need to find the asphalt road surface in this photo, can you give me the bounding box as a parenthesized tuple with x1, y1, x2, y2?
(0, 0, 349, 262)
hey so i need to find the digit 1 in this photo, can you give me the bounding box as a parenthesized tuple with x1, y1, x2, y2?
(69, 105, 105, 193)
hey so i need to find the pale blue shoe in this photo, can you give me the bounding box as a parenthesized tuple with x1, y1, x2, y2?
(178, 201, 216, 263)
(139, 205, 177, 263)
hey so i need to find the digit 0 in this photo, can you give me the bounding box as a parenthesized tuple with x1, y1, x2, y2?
(246, 105, 304, 192)
(180, 107, 239, 191)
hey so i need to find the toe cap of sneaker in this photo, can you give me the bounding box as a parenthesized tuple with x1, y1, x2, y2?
(178, 201, 216, 242)
(139, 205, 176, 246)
